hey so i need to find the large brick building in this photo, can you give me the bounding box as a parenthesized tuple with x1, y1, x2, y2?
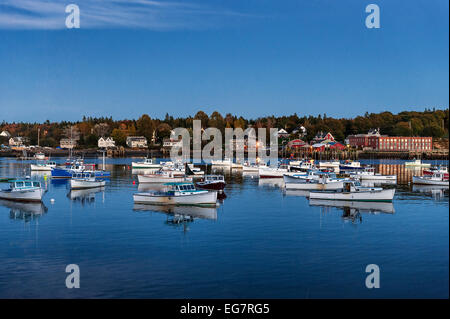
(348, 129, 432, 151)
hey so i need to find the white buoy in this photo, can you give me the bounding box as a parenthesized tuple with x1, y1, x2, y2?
(50, 198, 55, 204)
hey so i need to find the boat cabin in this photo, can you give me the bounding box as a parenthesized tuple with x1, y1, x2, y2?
(72, 172, 95, 179)
(10, 180, 41, 190)
(204, 175, 225, 182)
(164, 182, 199, 194)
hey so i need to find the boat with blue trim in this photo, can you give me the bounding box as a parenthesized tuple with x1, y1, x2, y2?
(133, 182, 217, 206)
(0, 179, 45, 202)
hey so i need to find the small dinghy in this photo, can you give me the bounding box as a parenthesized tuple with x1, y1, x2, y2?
(133, 182, 217, 206)
(0, 179, 45, 202)
(195, 175, 226, 190)
(309, 181, 395, 202)
(70, 172, 106, 189)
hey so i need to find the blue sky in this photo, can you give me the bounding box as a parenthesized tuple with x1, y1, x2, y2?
(0, 0, 448, 122)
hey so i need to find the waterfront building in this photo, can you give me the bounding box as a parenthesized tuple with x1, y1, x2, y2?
(311, 131, 335, 144)
(0, 130, 11, 138)
(8, 136, 26, 147)
(98, 137, 116, 148)
(60, 138, 77, 149)
(126, 136, 148, 148)
(347, 129, 432, 151)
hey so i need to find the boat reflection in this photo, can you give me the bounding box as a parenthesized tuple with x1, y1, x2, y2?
(133, 203, 217, 232)
(412, 184, 449, 200)
(68, 187, 105, 204)
(283, 189, 310, 198)
(258, 178, 284, 188)
(309, 199, 395, 223)
(0, 199, 48, 222)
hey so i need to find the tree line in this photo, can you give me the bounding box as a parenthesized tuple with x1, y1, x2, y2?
(0, 108, 448, 148)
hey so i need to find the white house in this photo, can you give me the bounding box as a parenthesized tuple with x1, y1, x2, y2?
(0, 130, 11, 138)
(126, 136, 148, 148)
(277, 128, 289, 138)
(60, 138, 77, 149)
(9, 137, 25, 147)
(98, 137, 116, 148)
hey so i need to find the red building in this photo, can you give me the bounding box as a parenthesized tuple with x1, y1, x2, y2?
(347, 129, 432, 151)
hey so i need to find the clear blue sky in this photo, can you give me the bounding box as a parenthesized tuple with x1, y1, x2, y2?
(0, 0, 448, 122)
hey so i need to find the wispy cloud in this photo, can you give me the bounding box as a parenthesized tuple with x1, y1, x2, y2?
(0, 0, 254, 30)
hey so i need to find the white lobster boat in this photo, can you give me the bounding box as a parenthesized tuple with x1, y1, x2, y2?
(133, 182, 217, 206)
(284, 174, 344, 191)
(412, 173, 449, 186)
(405, 159, 431, 167)
(259, 165, 297, 178)
(0, 179, 45, 202)
(30, 161, 57, 171)
(309, 181, 395, 202)
(70, 172, 106, 189)
(317, 161, 340, 173)
(131, 158, 162, 169)
(349, 167, 397, 181)
(138, 170, 192, 183)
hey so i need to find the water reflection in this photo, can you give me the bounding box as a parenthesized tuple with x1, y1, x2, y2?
(412, 184, 449, 201)
(133, 203, 217, 233)
(258, 178, 284, 188)
(68, 187, 105, 205)
(0, 199, 48, 222)
(309, 199, 395, 224)
(283, 189, 310, 198)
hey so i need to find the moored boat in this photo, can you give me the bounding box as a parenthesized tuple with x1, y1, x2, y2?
(133, 182, 218, 206)
(211, 158, 233, 166)
(284, 173, 344, 190)
(70, 172, 106, 189)
(131, 158, 162, 169)
(309, 181, 395, 202)
(423, 165, 448, 178)
(405, 159, 431, 167)
(137, 170, 192, 183)
(412, 173, 449, 186)
(195, 175, 226, 190)
(0, 179, 45, 202)
(30, 161, 57, 171)
(339, 160, 362, 170)
(349, 167, 397, 181)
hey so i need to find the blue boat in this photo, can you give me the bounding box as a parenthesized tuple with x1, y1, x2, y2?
(51, 164, 110, 179)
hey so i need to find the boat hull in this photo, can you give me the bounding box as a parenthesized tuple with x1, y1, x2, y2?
(309, 188, 395, 202)
(30, 164, 55, 171)
(412, 176, 449, 186)
(285, 180, 343, 190)
(0, 188, 44, 202)
(70, 179, 106, 189)
(195, 181, 226, 190)
(51, 168, 110, 178)
(133, 190, 217, 206)
(137, 175, 192, 183)
(131, 162, 162, 169)
(359, 175, 397, 181)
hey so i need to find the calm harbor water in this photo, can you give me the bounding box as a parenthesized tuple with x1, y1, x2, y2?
(0, 157, 448, 298)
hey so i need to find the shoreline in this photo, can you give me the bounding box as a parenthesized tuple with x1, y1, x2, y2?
(0, 148, 448, 160)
